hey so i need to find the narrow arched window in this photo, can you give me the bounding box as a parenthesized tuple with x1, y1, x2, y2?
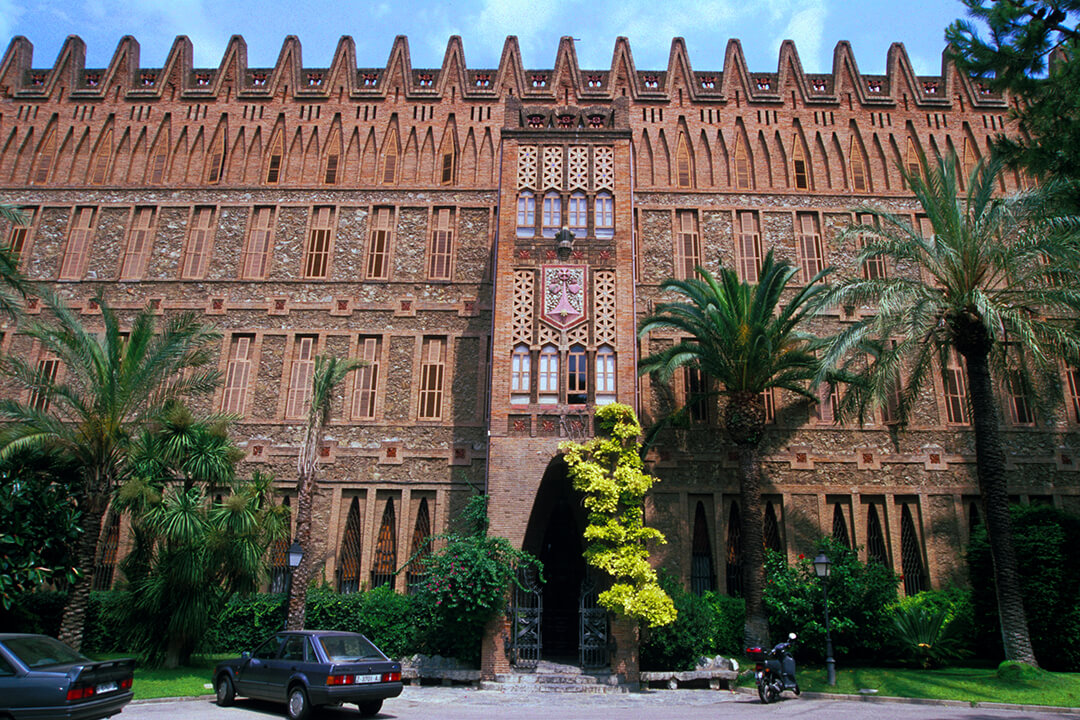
(265, 128, 284, 184)
(538, 345, 559, 403)
(516, 191, 535, 237)
(867, 504, 888, 565)
(832, 503, 851, 548)
(905, 137, 921, 182)
(900, 505, 927, 596)
(269, 496, 291, 593)
(381, 128, 399, 185)
(763, 501, 782, 554)
(323, 125, 341, 185)
(568, 192, 587, 235)
(89, 128, 114, 185)
(691, 502, 715, 594)
(791, 135, 809, 190)
(849, 136, 869, 192)
(675, 133, 692, 188)
(511, 345, 531, 403)
(594, 192, 614, 239)
(407, 498, 431, 594)
(337, 496, 363, 593)
(567, 344, 587, 404)
(733, 135, 751, 189)
(31, 125, 56, 185)
(371, 498, 397, 590)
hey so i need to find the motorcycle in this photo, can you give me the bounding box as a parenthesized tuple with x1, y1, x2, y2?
(746, 633, 800, 704)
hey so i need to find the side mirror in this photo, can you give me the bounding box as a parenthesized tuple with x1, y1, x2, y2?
(788, 632, 797, 641)
(241, 651, 251, 660)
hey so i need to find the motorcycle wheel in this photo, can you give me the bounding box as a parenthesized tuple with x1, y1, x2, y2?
(757, 684, 767, 704)
(765, 682, 781, 703)
(794, 683, 801, 696)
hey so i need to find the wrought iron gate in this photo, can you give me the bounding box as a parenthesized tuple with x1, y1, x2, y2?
(579, 568, 609, 668)
(507, 565, 542, 668)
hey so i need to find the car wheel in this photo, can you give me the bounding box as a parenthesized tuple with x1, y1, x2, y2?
(287, 685, 311, 720)
(358, 699, 383, 717)
(215, 674, 236, 707)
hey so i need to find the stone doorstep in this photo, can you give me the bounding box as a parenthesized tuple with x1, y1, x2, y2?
(481, 680, 627, 694)
(640, 669, 738, 690)
(401, 666, 483, 686)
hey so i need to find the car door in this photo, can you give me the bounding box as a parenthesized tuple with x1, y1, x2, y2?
(265, 635, 307, 701)
(236, 635, 283, 700)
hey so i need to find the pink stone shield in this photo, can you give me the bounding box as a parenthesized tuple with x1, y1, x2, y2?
(540, 265, 588, 329)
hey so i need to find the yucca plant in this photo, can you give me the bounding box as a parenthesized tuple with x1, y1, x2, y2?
(892, 603, 969, 669)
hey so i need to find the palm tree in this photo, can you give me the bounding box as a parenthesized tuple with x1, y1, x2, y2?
(0, 203, 32, 322)
(638, 252, 831, 645)
(0, 290, 220, 649)
(820, 153, 1080, 665)
(286, 354, 364, 630)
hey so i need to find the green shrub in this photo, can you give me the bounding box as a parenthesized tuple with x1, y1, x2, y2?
(763, 538, 898, 663)
(83, 591, 131, 654)
(640, 575, 747, 670)
(303, 585, 427, 659)
(967, 504, 1080, 671)
(0, 589, 67, 636)
(702, 593, 746, 657)
(889, 587, 974, 667)
(202, 593, 286, 653)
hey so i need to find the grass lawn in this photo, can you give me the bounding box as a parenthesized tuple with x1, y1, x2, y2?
(94, 653, 224, 700)
(740, 664, 1080, 707)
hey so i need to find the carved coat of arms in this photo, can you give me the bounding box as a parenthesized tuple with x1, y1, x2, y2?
(540, 265, 587, 329)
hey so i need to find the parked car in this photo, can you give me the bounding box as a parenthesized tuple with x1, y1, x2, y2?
(0, 633, 134, 720)
(214, 630, 402, 720)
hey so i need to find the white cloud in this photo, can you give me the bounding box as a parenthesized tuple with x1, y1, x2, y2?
(773, 0, 826, 70)
(0, 0, 24, 46)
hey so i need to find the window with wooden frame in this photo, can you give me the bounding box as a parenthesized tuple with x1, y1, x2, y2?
(849, 136, 868, 192)
(683, 365, 710, 424)
(735, 210, 761, 283)
(511, 345, 531, 404)
(351, 335, 381, 420)
(567, 344, 587, 404)
(516, 192, 536, 237)
(221, 334, 254, 415)
(733, 134, 751, 189)
(1006, 370, 1035, 426)
(28, 352, 59, 411)
(370, 498, 397, 590)
(905, 137, 921, 182)
(762, 388, 776, 424)
(567, 192, 587, 235)
(7, 208, 34, 264)
(674, 210, 701, 281)
(814, 379, 840, 423)
(365, 206, 393, 280)
(857, 213, 886, 281)
(336, 496, 363, 593)
(59, 207, 95, 280)
(242, 206, 275, 279)
(791, 135, 809, 190)
(417, 337, 446, 420)
(942, 348, 969, 425)
(380, 128, 399, 185)
(427, 208, 454, 281)
(181, 206, 216, 279)
(304, 206, 334, 279)
(538, 345, 559, 403)
(323, 126, 341, 185)
(1066, 364, 1080, 423)
(596, 345, 616, 405)
(88, 127, 113, 185)
(541, 192, 561, 238)
(285, 335, 317, 419)
(961, 136, 977, 183)
(796, 212, 824, 283)
(31, 126, 56, 185)
(439, 142, 456, 186)
(675, 133, 692, 188)
(406, 498, 432, 593)
(205, 128, 226, 184)
(594, 192, 614, 239)
(148, 128, 170, 185)
(120, 206, 156, 280)
(265, 129, 284, 184)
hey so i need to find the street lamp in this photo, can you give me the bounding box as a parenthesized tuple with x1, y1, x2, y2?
(555, 226, 575, 261)
(813, 552, 836, 686)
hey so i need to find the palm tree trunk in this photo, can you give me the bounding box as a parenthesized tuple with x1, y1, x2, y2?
(963, 349, 1038, 666)
(285, 468, 315, 630)
(58, 500, 106, 651)
(738, 444, 769, 646)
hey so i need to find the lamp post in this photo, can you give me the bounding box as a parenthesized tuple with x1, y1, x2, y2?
(555, 226, 575, 261)
(283, 540, 304, 628)
(813, 552, 836, 686)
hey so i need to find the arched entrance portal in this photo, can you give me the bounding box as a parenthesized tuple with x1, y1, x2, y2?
(513, 457, 608, 668)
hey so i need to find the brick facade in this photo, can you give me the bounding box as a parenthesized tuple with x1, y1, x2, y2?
(1, 33, 1077, 675)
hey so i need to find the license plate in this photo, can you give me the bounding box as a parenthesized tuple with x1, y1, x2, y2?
(96, 681, 118, 694)
(353, 674, 381, 684)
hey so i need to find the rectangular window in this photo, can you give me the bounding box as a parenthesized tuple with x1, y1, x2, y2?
(1067, 365, 1080, 423)
(511, 346, 531, 403)
(28, 353, 60, 411)
(440, 150, 455, 185)
(428, 208, 454, 281)
(120, 207, 155, 280)
(568, 194, 587, 235)
(594, 193, 614, 239)
(324, 153, 339, 185)
(1008, 371, 1035, 426)
(181, 206, 215, 279)
(674, 210, 701, 280)
(59, 207, 95, 280)
(304, 206, 334, 279)
(943, 350, 969, 424)
(221, 335, 253, 415)
(538, 348, 559, 402)
(567, 346, 587, 404)
(814, 382, 839, 423)
(6, 208, 33, 264)
(366, 207, 393, 280)
(858, 213, 886, 281)
(149, 148, 168, 184)
(596, 348, 616, 399)
(736, 211, 761, 283)
(762, 388, 776, 424)
(352, 336, 381, 420)
(285, 336, 316, 419)
(796, 212, 824, 283)
(418, 337, 446, 420)
(684, 366, 709, 423)
(516, 193, 536, 238)
(541, 194, 561, 238)
(242, 206, 275, 279)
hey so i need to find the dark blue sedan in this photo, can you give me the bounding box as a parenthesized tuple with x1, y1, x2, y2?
(0, 634, 134, 720)
(213, 630, 402, 720)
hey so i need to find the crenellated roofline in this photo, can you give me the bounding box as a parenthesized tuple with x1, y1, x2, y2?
(0, 34, 1009, 109)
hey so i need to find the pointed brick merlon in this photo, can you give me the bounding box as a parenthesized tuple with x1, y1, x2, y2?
(0, 35, 1008, 109)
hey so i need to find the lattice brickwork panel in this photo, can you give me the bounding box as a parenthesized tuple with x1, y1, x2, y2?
(568, 146, 588, 190)
(542, 146, 563, 190)
(566, 323, 589, 346)
(538, 322, 560, 346)
(518, 146, 538, 189)
(594, 270, 617, 345)
(594, 147, 614, 191)
(512, 270, 535, 345)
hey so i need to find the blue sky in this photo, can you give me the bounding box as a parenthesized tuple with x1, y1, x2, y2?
(1, 0, 970, 77)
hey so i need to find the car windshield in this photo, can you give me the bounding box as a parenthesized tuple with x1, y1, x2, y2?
(318, 634, 386, 662)
(4, 636, 87, 668)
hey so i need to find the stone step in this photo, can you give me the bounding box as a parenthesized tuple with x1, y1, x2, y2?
(480, 680, 627, 694)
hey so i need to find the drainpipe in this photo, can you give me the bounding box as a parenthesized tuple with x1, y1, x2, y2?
(629, 135, 640, 416)
(483, 126, 505, 501)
